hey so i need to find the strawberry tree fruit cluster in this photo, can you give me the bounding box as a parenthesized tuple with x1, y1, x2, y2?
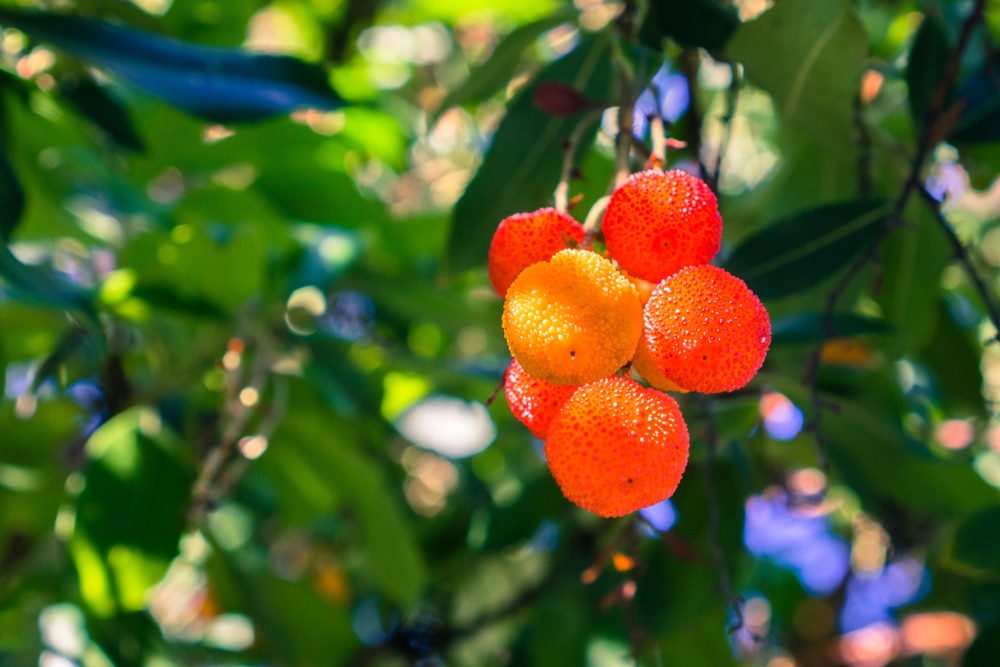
(489, 169, 771, 518)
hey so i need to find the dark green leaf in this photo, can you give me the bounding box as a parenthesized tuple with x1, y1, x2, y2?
(57, 73, 144, 151)
(724, 199, 891, 300)
(436, 11, 576, 118)
(921, 299, 985, 415)
(71, 408, 193, 615)
(725, 0, 867, 146)
(906, 14, 950, 129)
(640, 0, 740, 52)
(0, 152, 24, 242)
(946, 506, 1000, 580)
(771, 313, 891, 345)
(950, 63, 1000, 143)
(0, 244, 94, 313)
(0, 7, 342, 123)
(876, 199, 951, 351)
(447, 32, 613, 273)
(964, 621, 1000, 666)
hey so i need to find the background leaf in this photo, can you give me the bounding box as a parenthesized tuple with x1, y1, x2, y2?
(906, 13, 950, 129)
(447, 33, 613, 272)
(724, 199, 891, 300)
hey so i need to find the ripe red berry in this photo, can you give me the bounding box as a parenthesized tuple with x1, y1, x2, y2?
(602, 169, 722, 283)
(544, 375, 690, 518)
(643, 264, 771, 393)
(503, 359, 579, 439)
(487, 208, 585, 297)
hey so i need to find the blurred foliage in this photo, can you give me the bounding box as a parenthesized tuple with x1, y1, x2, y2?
(0, 0, 998, 666)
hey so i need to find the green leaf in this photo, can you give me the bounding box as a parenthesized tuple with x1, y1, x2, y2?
(447, 32, 613, 273)
(920, 299, 985, 415)
(724, 199, 891, 300)
(640, 0, 740, 52)
(725, 0, 868, 146)
(823, 400, 997, 520)
(950, 65, 1000, 143)
(0, 7, 342, 123)
(964, 621, 1000, 666)
(0, 244, 94, 313)
(436, 11, 577, 119)
(876, 199, 952, 351)
(946, 505, 1000, 580)
(57, 73, 144, 151)
(906, 14, 950, 130)
(0, 150, 24, 242)
(71, 407, 193, 615)
(771, 313, 891, 345)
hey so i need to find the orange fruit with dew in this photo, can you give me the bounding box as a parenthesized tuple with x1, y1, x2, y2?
(544, 375, 690, 518)
(487, 208, 585, 297)
(502, 249, 642, 386)
(601, 169, 722, 283)
(631, 333, 688, 393)
(504, 359, 580, 439)
(643, 264, 770, 394)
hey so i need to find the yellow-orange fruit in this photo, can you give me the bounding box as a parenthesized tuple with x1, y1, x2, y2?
(544, 376, 690, 517)
(504, 359, 579, 439)
(602, 169, 722, 283)
(502, 249, 643, 385)
(487, 208, 585, 297)
(644, 265, 771, 393)
(631, 333, 688, 393)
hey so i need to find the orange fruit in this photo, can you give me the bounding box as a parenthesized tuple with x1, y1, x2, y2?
(503, 359, 579, 439)
(487, 208, 585, 297)
(643, 264, 771, 393)
(631, 333, 688, 393)
(544, 376, 690, 517)
(601, 169, 722, 283)
(502, 249, 642, 385)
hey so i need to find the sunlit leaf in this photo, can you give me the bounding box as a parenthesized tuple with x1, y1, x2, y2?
(447, 32, 613, 273)
(726, 0, 867, 145)
(0, 7, 343, 122)
(724, 199, 891, 300)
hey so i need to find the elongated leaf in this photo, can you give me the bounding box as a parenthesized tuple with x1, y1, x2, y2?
(57, 74, 144, 151)
(724, 199, 891, 300)
(950, 64, 1000, 143)
(447, 33, 613, 272)
(0, 8, 342, 122)
(725, 0, 867, 146)
(946, 505, 1000, 580)
(436, 11, 575, 118)
(0, 152, 24, 242)
(0, 244, 94, 313)
(771, 313, 891, 345)
(877, 198, 951, 351)
(906, 14, 950, 129)
(640, 0, 740, 52)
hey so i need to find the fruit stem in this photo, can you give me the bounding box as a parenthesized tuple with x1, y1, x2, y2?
(554, 108, 603, 212)
(582, 194, 611, 246)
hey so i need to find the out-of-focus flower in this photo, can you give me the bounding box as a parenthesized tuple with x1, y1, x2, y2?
(633, 62, 690, 139)
(744, 490, 850, 595)
(639, 499, 677, 533)
(840, 558, 928, 633)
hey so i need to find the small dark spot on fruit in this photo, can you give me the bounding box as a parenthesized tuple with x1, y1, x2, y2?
(627, 478, 633, 484)
(570, 350, 576, 358)
(702, 354, 708, 361)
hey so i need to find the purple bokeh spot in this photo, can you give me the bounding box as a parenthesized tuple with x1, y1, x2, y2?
(640, 499, 677, 532)
(840, 558, 928, 632)
(632, 62, 690, 139)
(764, 401, 805, 441)
(744, 492, 850, 595)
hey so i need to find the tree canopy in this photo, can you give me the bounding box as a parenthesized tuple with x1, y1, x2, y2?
(1, 0, 1000, 665)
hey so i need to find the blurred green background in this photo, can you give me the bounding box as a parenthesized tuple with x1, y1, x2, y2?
(1, 0, 1000, 665)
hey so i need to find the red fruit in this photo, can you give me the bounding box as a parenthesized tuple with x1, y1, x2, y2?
(643, 264, 771, 394)
(503, 359, 579, 439)
(601, 169, 722, 283)
(544, 376, 690, 518)
(533, 82, 592, 116)
(487, 208, 585, 297)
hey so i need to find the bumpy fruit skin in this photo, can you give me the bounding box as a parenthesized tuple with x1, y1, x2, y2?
(504, 359, 579, 439)
(545, 376, 690, 518)
(602, 169, 722, 283)
(502, 249, 643, 385)
(487, 208, 585, 297)
(644, 264, 771, 394)
(631, 333, 688, 393)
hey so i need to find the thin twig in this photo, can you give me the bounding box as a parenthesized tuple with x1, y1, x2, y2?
(679, 49, 707, 178)
(709, 63, 740, 194)
(697, 395, 744, 633)
(554, 108, 604, 212)
(917, 186, 1000, 343)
